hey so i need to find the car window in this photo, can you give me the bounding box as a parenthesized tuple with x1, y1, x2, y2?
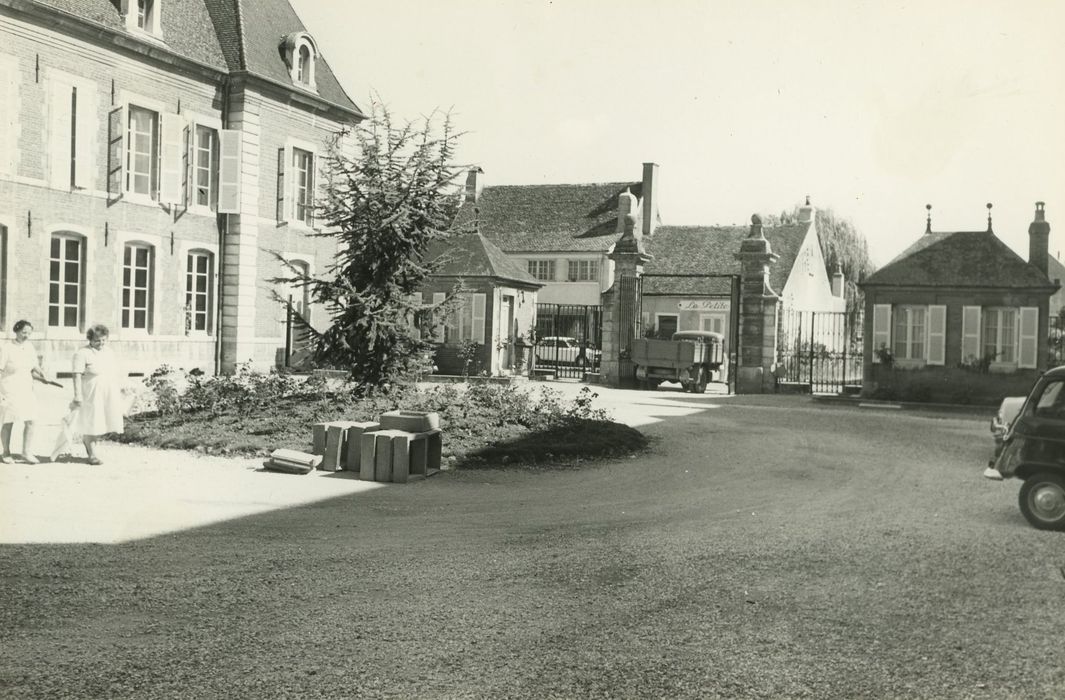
(1034, 380, 1065, 418)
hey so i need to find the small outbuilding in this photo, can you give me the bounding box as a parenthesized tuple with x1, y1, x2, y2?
(859, 203, 1060, 403)
(421, 232, 543, 376)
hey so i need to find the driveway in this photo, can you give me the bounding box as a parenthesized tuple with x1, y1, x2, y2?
(5, 382, 1063, 698)
(0, 379, 725, 544)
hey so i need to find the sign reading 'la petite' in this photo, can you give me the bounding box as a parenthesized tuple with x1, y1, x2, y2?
(677, 300, 730, 311)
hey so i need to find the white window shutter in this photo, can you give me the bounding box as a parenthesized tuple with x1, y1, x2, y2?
(0, 57, 15, 175)
(159, 113, 185, 205)
(472, 293, 486, 344)
(926, 305, 946, 366)
(432, 292, 446, 342)
(276, 147, 288, 224)
(73, 85, 96, 190)
(48, 80, 72, 189)
(961, 306, 982, 362)
(107, 104, 125, 202)
(217, 129, 241, 214)
(1018, 307, 1039, 369)
(182, 121, 193, 209)
(871, 304, 891, 361)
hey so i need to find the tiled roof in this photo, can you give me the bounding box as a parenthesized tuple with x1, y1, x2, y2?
(453, 182, 644, 253)
(27, 1, 362, 114)
(1048, 254, 1065, 283)
(32, 0, 227, 68)
(643, 223, 811, 295)
(428, 233, 543, 288)
(212, 0, 362, 115)
(862, 230, 1057, 289)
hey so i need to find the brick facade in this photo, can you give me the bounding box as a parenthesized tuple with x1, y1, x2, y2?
(0, 2, 362, 376)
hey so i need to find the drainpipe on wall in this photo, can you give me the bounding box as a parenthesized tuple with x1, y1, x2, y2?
(213, 74, 231, 376)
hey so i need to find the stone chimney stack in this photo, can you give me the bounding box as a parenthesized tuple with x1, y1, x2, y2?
(465, 167, 484, 204)
(1029, 201, 1050, 278)
(641, 162, 659, 238)
(798, 195, 815, 224)
(831, 263, 845, 298)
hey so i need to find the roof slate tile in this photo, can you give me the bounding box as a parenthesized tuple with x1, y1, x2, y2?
(454, 182, 643, 253)
(644, 223, 810, 295)
(862, 230, 1056, 289)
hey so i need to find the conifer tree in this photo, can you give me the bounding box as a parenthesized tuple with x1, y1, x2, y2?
(273, 101, 464, 385)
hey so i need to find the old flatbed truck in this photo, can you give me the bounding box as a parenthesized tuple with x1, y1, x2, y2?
(631, 330, 724, 393)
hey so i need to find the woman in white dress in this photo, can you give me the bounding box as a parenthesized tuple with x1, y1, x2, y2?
(71, 324, 125, 465)
(1, 320, 48, 464)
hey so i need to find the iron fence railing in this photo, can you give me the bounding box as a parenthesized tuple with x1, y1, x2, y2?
(533, 303, 603, 378)
(777, 308, 863, 394)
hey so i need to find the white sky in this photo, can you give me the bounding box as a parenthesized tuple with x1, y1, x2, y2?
(291, 0, 1065, 268)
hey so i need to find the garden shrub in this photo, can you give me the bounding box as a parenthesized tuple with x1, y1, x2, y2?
(870, 365, 1040, 405)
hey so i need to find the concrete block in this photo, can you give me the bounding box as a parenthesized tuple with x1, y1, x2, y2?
(311, 422, 328, 455)
(321, 421, 361, 471)
(378, 410, 440, 432)
(342, 421, 380, 471)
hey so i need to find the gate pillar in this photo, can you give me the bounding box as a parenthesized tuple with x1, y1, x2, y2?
(734, 214, 780, 394)
(601, 205, 651, 388)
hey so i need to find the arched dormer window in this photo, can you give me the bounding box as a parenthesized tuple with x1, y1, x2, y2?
(281, 32, 318, 90)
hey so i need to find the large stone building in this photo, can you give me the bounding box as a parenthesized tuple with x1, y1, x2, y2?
(0, 0, 363, 376)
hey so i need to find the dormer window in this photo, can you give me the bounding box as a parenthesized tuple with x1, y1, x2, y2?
(297, 45, 311, 84)
(281, 32, 318, 91)
(120, 0, 162, 37)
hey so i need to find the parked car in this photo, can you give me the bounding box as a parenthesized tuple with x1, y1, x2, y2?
(985, 365, 1065, 530)
(535, 337, 601, 366)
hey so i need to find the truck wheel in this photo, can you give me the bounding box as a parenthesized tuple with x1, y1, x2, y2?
(1019, 473, 1065, 530)
(693, 368, 708, 394)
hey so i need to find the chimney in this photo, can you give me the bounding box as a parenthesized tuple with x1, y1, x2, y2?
(465, 167, 484, 204)
(831, 263, 845, 298)
(616, 188, 637, 233)
(798, 195, 815, 224)
(1029, 201, 1050, 278)
(641, 162, 659, 237)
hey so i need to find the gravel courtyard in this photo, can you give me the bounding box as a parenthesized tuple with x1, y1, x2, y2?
(1, 386, 1062, 699)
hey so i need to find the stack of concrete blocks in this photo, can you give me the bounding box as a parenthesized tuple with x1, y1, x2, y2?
(311, 410, 442, 483)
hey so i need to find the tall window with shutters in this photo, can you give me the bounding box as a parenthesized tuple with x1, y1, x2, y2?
(126, 105, 158, 198)
(193, 125, 218, 210)
(893, 306, 926, 361)
(49, 234, 84, 328)
(185, 251, 213, 334)
(982, 308, 1017, 363)
(293, 148, 314, 225)
(443, 293, 486, 344)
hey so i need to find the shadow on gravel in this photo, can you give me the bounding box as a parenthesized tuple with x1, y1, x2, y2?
(455, 419, 648, 469)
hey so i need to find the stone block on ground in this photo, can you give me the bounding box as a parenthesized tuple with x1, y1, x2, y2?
(378, 410, 440, 433)
(341, 421, 380, 472)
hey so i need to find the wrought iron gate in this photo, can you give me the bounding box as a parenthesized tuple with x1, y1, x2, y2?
(777, 309, 863, 394)
(1051, 315, 1065, 367)
(533, 303, 603, 378)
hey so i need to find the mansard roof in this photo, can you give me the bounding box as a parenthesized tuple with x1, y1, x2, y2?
(203, 0, 362, 115)
(25, 0, 362, 116)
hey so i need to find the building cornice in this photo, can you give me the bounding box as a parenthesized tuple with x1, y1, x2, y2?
(229, 71, 365, 123)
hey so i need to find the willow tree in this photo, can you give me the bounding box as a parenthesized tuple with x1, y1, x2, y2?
(273, 102, 464, 385)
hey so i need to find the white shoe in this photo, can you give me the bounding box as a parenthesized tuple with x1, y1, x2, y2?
(983, 466, 1003, 481)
